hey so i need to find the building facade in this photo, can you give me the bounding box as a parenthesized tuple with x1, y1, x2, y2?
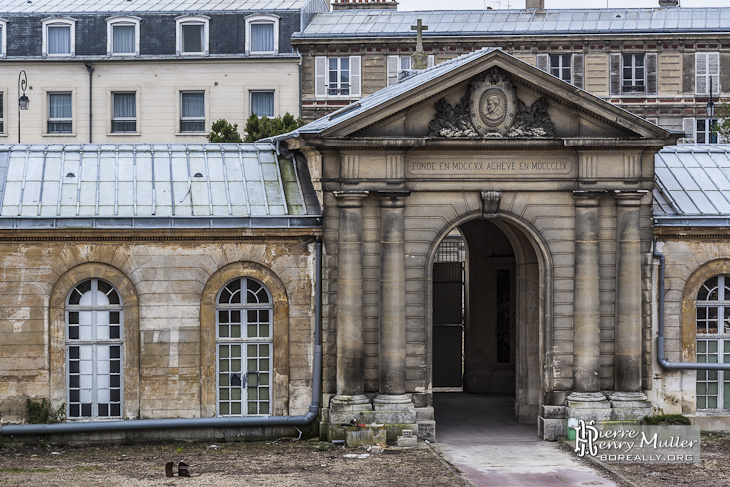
(0, 0, 328, 144)
(294, 4, 729, 144)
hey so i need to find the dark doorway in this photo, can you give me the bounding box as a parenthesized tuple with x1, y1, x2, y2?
(432, 236, 464, 388)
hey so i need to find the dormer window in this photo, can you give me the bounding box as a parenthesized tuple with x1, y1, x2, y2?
(0, 18, 7, 59)
(43, 18, 76, 57)
(245, 15, 279, 55)
(176, 16, 209, 56)
(107, 17, 140, 56)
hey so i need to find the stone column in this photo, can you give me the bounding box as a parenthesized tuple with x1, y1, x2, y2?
(374, 191, 413, 409)
(568, 191, 607, 403)
(332, 191, 371, 409)
(611, 191, 649, 402)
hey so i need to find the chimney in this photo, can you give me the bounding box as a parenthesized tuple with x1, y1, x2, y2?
(658, 0, 678, 6)
(332, 0, 398, 10)
(525, 0, 544, 9)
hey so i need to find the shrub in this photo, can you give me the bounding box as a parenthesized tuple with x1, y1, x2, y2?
(207, 119, 243, 143)
(243, 113, 306, 142)
(642, 414, 691, 425)
(25, 398, 65, 424)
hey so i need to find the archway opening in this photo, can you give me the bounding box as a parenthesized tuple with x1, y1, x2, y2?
(432, 218, 541, 428)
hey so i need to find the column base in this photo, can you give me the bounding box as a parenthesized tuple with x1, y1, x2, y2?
(330, 394, 373, 424)
(566, 391, 611, 422)
(373, 393, 414, 409)
(609, 391, 653, 421)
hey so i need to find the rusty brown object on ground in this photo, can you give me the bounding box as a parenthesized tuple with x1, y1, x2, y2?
(165, 461, 174, 477)
(178, 461, 190, 477)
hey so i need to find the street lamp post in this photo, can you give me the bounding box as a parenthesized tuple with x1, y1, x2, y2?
(17, 70, 29, 144)
(707, 75, 716, 144)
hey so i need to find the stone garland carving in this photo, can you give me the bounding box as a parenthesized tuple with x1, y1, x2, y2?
(429, 69, 555, 139)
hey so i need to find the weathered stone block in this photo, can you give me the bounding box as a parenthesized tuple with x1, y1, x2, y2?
(566, 406, 612, 422)
(610, 407, 653, 421)
(417, 420, 435, 441)
(415, 406, 434, 421)
(538, 417, 566, 441)
(396, 435, 418, 447)
(541, 405, 566, 419)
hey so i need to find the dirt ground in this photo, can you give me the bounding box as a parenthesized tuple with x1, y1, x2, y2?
(0, 439, 470, 487)
(586, 432, 730, 487)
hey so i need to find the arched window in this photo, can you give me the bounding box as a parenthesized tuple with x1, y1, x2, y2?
(216, 278, 272, 416)
(66, 279, 123, 418)
(696, 275, 730, 409)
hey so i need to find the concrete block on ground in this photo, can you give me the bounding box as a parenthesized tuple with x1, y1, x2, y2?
(539, 417, 566, 441)
(417, 420, 435, 441)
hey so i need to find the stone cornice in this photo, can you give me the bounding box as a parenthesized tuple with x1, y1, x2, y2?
(0, 229, 321, 243)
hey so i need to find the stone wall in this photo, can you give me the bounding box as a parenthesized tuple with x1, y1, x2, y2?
(0, 232, 316, 424)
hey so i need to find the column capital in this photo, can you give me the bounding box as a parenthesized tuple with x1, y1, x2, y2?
(613, 190, 648, 206)
(377, 190, 411, 207)
(572, 191, 606, 206)
(333, 191, 369, 208)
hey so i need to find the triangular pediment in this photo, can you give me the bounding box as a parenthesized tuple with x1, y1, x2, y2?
(285, 48, 675, 144)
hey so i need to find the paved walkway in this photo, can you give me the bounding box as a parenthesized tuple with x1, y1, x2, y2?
(431, 393, 619, 487)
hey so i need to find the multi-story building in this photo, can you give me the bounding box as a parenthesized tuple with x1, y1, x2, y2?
(0, 0, 329, 144)
(295, 0, 729, 143)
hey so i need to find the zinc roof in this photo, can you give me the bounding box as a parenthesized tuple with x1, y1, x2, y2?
(0, 144, 321, 229)
(0, 0, 311, 14)
(654, 144, 730, 226)
(296, 7, 730, 38)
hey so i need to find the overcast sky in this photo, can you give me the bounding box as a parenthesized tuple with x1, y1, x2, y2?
(395, 0, 728, 9)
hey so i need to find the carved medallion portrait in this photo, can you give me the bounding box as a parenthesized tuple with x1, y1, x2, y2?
(469, 68, 517, 136)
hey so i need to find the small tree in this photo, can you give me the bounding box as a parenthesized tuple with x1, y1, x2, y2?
(207, 119, 243, 143)
(243, 113, 306, 143)
(712, 102, 730, 142)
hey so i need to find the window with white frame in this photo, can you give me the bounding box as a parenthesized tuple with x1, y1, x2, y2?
(550, 54, 572, 83)
(0, 19, 7, 58)
(176, 16, 209, 56)
(111, 92, 136, 133)
(684, 118, 719, 144)
(696, 275, 730, 410)
(695, 52, 720, 96)
(48, 92, 72, 133)
(43, 18, 75, 57)
(315, 56, 361, 98)
(66, 279, 123, 419)
(180, 91, 205, 132)
(622, 54, 645, 93)
(217, 278, 272, 416)
(107, 17, 140, 56)
(250, 91, 274, 118)
(245, 15, 278, 54)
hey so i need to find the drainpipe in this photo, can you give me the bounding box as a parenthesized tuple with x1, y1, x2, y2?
(655, 244, 730, 371)
(85, 62, 94, 144)
(0, 238, 323, 436)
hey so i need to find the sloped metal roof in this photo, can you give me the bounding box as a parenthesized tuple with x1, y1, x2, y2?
(0, 0, 313, 14)
(296, 7, 730, 38)
(0, 144, 321, 229)
(654, 144, 730, 226)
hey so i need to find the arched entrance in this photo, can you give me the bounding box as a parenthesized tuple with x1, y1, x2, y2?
(431, 215, 545, 424)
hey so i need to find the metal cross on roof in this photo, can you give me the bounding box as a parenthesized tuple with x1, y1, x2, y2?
(411, 19, 428, 53)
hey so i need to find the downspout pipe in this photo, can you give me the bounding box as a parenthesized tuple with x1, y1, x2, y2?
(1, 238, 323, 436)
(85, 62, 94, 144)
(655, 246, 730, 371)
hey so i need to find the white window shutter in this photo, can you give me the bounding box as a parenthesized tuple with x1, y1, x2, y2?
(536, 54, 548, 72)
(683, 118, 695, 141)
(572, 53, 584, 89)
(350, 56, 361, 97)
(387, 55, 398, 86)
(709, 52, 720, 94)
(695, 53, 708, 95)
(427, 55, 434, 68)
(315, 56, 326, 97)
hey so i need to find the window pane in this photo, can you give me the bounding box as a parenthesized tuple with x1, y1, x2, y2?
(182, 24, 203, 53)
(49, 93, 72, 119)
(251, 23, 274, 52)
(113, 93, 135, 118)
(48, 25, 71, 55)
(181, 92, 204, 118)
(113, 24, 135, 54)
(251, 91, 274, 118)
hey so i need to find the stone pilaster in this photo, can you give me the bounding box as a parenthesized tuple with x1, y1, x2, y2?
(568, 191, 608, 405)
(374, 191, 413, 410)
(611, 191, 649, 406)
(332, 191, 371, 408)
